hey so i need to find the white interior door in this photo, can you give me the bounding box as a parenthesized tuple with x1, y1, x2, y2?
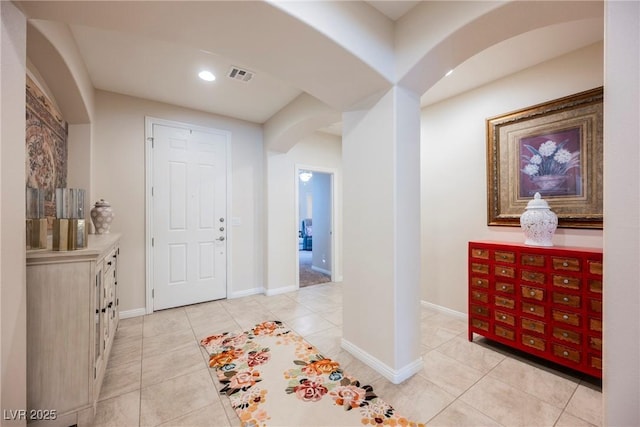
(152, 123, 227, 310)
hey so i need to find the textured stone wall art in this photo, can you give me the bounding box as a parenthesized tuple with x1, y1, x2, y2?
(25, 75, 68, 221)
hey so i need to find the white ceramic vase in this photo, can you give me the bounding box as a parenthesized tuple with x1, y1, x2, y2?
(520, 192, 557, 247)
(90, 199, 114, 234)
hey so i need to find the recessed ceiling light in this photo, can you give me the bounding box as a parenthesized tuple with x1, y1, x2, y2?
(198, 70, 216, 82)
(445, 69, 454, 77)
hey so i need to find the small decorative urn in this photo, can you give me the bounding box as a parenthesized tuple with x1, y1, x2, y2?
(90, 199, 114, 234)
(520, 192, 557, 247)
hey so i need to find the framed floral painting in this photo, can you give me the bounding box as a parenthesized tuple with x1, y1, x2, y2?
(486, 87, 603, 228)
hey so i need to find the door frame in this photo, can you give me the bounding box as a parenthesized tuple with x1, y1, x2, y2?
(294, 164, 338, 287)
(144, 116, 232, 313)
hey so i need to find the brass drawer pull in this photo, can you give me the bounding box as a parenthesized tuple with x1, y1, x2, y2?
(529, 339, 535, 344)
(501, 269, 506, 274)
(501, 315, 506, 320)
(563, 296, 569, 302)
(563, 314, 569, 320)
(563, 350, 569, 356)
(529, 290, 536, 296)
(529, 307, 535, 312)
(563, 262, 569, 267)
(477, 280, 482, 285)
(562, 332, 569, 338)
(563, 279, 569, 284)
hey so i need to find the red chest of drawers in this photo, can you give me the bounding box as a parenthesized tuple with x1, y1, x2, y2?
(468, 241, 603, 378)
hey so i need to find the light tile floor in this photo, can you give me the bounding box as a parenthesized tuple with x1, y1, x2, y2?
(93, 282, 602, 426)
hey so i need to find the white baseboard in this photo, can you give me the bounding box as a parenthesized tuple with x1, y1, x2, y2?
(421, 300, 466, 320)
(120, 308, 146, 319)
(341, 338, 423, 385)
(228, 287, 264, 299)
(265, 285, 298, 296)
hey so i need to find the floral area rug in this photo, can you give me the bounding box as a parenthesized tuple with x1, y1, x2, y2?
(200, 320, 425, 427)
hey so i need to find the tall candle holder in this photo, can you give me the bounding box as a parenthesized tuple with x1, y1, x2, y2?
(52, 188, 88, 251)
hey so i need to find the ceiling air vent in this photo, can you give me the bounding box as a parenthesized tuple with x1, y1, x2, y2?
(228, 66, 254, 83)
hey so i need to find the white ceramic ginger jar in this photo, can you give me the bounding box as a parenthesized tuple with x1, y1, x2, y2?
(90, 199, 114, 234)
(520, 192, 557, 247)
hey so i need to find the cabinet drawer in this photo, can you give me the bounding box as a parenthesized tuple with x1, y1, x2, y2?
(589, 299, 602, 313)
(521, 285, 545, 301)
(553, 327, 581, 345)
(522, 334, 546, 352)
(590, 355, 602, 371)
(521, 317, 546, 335)
(553, 344, 581, 363)
(589, 279, 602, 294)
(521, 270, 546, 285)
(522, 302, 545, 318)
(495, 265, 515, 278)
(553, 292, 581, 308)
(521, 253, 546, 267)
(495, 282, 514, 294)
(495, 295, 515, 309)
(471, 263, 489, 275)
(471, 277, 489, 289)
(589, 318, 602, 332)
(553, 275, 581, 290)
(495, 310, 515, 326)
(588, 260, 603, 275)
(495, 325, 515, 341)
(471, 318, 489, 332)
(494, 250, 515, 263)
(552, 310, 581, 327)
(552, 257, 581, 272)
(471, 290, 488, 303)
(471, 305, 490, 317)
(589, 336, 602, 352)
(470, 247, 489, 259)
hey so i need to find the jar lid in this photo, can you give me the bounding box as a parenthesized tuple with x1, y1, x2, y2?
(526, 192, 550, 209)
(94, 199, 111, 207)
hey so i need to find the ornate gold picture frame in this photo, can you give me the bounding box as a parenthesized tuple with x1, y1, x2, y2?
(487, 87, 603, 229)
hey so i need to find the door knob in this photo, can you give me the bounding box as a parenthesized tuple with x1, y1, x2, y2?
(216, 236, 225, 241)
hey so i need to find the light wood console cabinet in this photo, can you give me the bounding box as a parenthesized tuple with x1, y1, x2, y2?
(26, 234, 121, 426)
(468, 241, 602, 378)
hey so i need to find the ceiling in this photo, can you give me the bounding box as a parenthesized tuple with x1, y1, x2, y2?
(22, 1, 603, 131)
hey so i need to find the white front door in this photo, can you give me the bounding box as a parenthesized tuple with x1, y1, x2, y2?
(152, 123, 228, 310)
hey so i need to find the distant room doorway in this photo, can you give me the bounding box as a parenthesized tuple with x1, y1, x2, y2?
(297, 169, 333, 287)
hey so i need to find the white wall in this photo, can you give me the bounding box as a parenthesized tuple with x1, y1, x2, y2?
(1, 1, 27, 420)
(421, 42, 604, 313)
(93, 90, 264, 311)
(265, 132, 342, 293)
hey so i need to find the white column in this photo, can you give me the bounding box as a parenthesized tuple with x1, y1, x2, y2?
(341, 86, 422, 383)
(1, 1, 27, 422)
(603, 1, 640, 424)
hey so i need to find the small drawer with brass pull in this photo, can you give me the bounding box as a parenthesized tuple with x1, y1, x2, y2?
(495, 265, 515, 278)
(552, 275, 581, 290)
(589, 279, 602, 294)
(589, 318, 602, 332)
(552, 292, 581, 308)
(471, 290, 488, 303)
(589, 336, 602, 351)
(590, 355, 602, 371)
(471, 318, 489, 332)
(494, 325, 515, 341)
(522, 334, 546, 351)
(552, 257, 580, 272)
(470, 248, 489, 259)
(553, 344, 581, 363)
(494, 251, 515, 264)
(588, 260, 603, 275)
(553, 327, 581, 345)
(521, 285, 545, 301)
(494, 310, 515, 326)
(495, 282, 514, 294)
(521, 270, 545, 285)
(471, 277, 489, 289)
(471, 263, 489, 275)
(522, 302, 545, 318)
(521, 253, 545, 267)
(552, 309, 580, 326)
(495, 295, 515, 309)
(471, 305, 489, 317)
(589, 298, 602, 313)
(521, 317, 546, 334)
